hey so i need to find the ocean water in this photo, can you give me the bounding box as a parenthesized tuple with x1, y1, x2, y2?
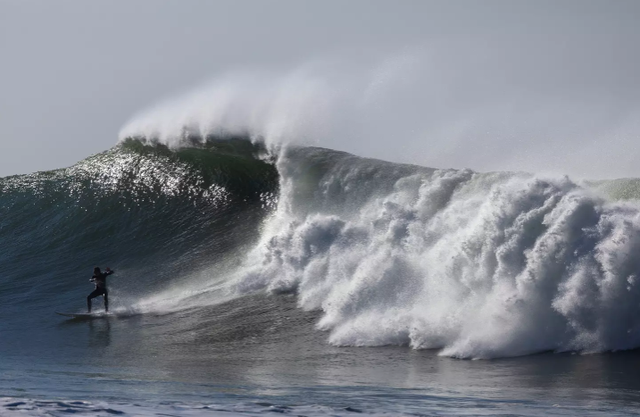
(3, 136, 640, 416)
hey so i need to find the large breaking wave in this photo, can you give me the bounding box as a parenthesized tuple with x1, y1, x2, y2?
(4, 130, 640, 359)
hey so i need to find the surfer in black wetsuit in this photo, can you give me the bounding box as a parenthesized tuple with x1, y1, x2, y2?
(87, 267, 114, 313)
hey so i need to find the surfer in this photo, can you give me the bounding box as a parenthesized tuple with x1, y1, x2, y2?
(87, 267, 114, 313)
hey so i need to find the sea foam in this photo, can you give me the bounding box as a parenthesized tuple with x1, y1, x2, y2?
(236, 149, 640, 358)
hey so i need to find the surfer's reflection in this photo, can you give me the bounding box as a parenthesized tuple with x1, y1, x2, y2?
(88, 318, 111, 348)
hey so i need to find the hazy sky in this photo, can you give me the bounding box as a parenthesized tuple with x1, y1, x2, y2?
(2, 1, 640, 178)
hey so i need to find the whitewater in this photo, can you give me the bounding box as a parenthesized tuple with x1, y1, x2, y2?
(3, 62, 640, 416)
(238, 151, 640, 359)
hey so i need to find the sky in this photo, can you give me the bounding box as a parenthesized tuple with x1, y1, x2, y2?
(2, 0, 640, 178)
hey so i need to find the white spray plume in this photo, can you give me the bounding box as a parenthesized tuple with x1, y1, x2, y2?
(119, 45, 640, 179)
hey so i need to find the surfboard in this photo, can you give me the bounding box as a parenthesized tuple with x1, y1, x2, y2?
(56, 312, 111, 319)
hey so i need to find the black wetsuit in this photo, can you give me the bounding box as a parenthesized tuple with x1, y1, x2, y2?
(87, 270, 114, 312)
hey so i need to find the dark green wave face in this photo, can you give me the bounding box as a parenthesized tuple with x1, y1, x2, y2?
(0, 137, 278, 314)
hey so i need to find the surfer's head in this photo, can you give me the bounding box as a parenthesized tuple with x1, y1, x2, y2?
(94, 267, 101, 274)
